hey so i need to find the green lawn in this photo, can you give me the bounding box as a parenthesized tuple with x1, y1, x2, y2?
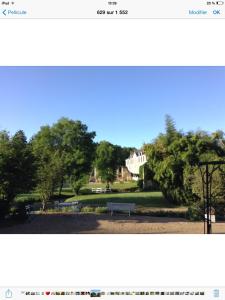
(85, 181, 137, 190)
(16, 181, 187, 214)
(16, 181, 137, 202)
(61, 181, 138, 194)
(16, 193, 40, 202)
(66, 191, 187, 213)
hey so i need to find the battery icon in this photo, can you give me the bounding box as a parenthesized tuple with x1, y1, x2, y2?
(216, 1, 224, 4)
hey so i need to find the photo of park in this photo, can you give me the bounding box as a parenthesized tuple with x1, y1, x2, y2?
(0, 66, 225, 234)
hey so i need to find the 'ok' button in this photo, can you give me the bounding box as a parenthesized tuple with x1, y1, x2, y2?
(213, 9, 221, 14)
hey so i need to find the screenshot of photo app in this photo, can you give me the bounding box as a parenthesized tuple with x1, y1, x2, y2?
(0, 0, 225, 292)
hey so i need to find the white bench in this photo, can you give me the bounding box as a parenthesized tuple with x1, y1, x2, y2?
(25, 204, 37, 215)
(107, 202, 136, 216)
(92, 188, 112, 194)
(54, 201, 81, 212)
(25, 205, 31, 214)
(92, 188, 103, 194)
(25, 204, 36, 221)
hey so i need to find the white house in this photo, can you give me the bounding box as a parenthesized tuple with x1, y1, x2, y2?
(125, 150, 147, 181)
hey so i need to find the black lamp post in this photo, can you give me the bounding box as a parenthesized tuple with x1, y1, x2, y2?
(199, 161, 225, 234)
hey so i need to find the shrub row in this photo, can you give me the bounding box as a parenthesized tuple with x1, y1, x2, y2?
(0, 201, 29, 222)
(135, 210, 187, 219)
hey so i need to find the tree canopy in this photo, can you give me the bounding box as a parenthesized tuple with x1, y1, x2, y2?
(144, 115, 225, 205)
(0, 130, 36, 203)
(95, 141, 118, 187)
(31, 118, 96, 208)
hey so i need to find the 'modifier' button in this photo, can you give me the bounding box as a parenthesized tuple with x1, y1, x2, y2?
(189, 9, 208, 14)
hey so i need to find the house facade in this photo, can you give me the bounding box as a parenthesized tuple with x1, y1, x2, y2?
(125, 150, 147, 181)
(90, 166, 132, 183)
(90, 150, 147, 183)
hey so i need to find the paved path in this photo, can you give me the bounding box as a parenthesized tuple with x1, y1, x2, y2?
(1, 213, 225, 234)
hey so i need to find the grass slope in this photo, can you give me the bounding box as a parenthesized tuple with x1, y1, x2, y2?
(66, 191, 187, 213)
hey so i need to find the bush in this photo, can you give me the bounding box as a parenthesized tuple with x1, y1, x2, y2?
(11, 202, 29, 222)
(114, 187, 138, 193)
(81, 206, 95, 213)
(188, 202, 203, 221)
(80, 188, 92, 195)
(61, 207, 74, 213)
(50, 194, 68, 201)
(95, 207, 107, 214)
(135, 209, 187, 219)
(137, 179, 144, 191)
(214, 202, 225, 220)
(0, 200, 10, 220)
(18, 197, 39, 205)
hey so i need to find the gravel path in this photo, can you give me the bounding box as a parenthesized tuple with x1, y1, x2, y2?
(0, 213, 225, 234)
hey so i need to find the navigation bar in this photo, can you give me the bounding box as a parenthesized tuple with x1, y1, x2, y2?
(0, 0, 225, 18)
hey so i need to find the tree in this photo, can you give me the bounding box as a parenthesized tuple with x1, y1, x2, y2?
(69, 174, 89, 196)
(50, 118, 96, 196)
(165, 114, 179, 144)
(95, 141, 117, 187)
(0, 130, 36, 205)
(114, 145, 136, 167)
(31, 126, 60, 210)
(32, 118, 96, 208)
(144, 116, 225, 205)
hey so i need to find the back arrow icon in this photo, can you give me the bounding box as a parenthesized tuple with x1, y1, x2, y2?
(3, 9, 7, 16)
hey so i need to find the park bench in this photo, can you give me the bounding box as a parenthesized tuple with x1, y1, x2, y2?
(25, 204, 37, 215)
(107, 202, 136, 216)
(25, 204, 36, 221)
(54, 201, 81, 212)
(92, 187, 112, 194)
(92, 188, 103, 193)
(25, 204, 31, 214)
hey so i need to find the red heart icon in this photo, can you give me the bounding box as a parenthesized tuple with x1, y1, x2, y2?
(45, 292, 50, 296)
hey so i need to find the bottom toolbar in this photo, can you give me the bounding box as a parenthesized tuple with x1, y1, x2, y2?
(0, 287, 223, 300)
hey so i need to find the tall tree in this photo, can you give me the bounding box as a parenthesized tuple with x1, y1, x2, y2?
(165, 114, 179, 144)
(32, 118, 96, 208)
(0, 130, 36, 204)
(95, 141, 117, 187)
(144, 116, 225, 205)
(31, 126, 60, 210)
(50, 118, 96, 195)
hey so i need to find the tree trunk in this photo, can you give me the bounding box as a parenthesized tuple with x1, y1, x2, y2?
(58, 178, 64, 196)
(42, 199, 46, 211)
